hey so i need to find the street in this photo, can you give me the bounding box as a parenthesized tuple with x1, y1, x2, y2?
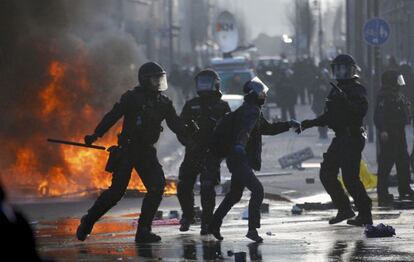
(12, 105, 414, 262)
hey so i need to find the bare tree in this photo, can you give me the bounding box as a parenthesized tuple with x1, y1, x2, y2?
(287, 0, 315, 58)
(332, 4, 345, 53)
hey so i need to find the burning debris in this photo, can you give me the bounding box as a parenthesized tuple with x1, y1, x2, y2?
(0, 0, 177, 198)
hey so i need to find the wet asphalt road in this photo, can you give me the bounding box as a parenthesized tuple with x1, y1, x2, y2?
(14, 194, 414, 262)
(11, 104, 414, 261)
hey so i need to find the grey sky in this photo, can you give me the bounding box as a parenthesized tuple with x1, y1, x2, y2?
(215, 0, 343, 40)
(216, 0, 293, 39)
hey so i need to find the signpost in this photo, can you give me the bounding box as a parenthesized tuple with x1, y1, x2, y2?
(363, 17, 390, 143)
(215, 11, 238, 55)
(363, 18, 390, 46)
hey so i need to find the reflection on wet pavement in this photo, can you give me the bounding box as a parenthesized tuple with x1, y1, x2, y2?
(32, 200, 414, 261)
(327, 240, 414, 262)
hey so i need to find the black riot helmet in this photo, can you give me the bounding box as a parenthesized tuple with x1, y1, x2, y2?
(138, 62, 168, 91)
(400, 63, 412, 75)
(381, 70, 406, 88)
(331, 54, 359, 80)
(195, 69, 221, 96)
(243, 76, 269, 105)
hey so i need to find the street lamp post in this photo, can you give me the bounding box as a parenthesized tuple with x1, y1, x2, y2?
(313, 0, 323, 61)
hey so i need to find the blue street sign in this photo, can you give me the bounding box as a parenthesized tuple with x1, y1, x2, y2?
(363, 18, 390, 46)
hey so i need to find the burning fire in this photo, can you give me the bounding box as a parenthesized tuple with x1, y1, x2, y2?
(4, 58, 176, 198)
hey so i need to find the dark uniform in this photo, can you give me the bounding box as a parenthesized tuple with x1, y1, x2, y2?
(177, 95, 230, 232)
(209, 78, 296, 243)
(77, 62, 188, 243)
(276, 68, 297, 121)
(299, 54, 372, 226)
(399, 64, 414, 173)
(311, 68, 330, 139)
(374, 70, 414, 205)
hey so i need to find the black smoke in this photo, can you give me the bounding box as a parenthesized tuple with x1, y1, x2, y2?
(0, 0, 146, 196)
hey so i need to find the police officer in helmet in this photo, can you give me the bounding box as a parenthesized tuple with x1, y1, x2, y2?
(297, 54, 373, 226)
(375, 70, 414, 206)
(77, 62, 188, 243)
(177, 69, 231, 234)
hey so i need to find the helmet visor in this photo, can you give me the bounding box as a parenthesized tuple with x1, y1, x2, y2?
(250, 76, 269, 94)
(196, 75, 217, 92)
(331, 64, 354, 80)
(397, 74, 406, 86)
(149, 74, 168, 91)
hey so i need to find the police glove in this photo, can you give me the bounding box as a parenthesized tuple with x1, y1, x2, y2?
(84, 134, 98, 145)
(296, 119, 314, 134)
(234, 144, 246, 155)
(289, 120, 301, 129)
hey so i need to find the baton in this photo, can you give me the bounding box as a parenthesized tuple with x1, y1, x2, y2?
(330, 82, 343, 93)
(47, 138, 106, 151)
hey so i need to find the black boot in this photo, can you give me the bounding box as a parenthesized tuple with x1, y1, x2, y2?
(208, 224, 223, 241)
(246, 229, 263, 243)
(399, 189, 414, 201)
(179, 217, 193, 232)
(329, 209, 355, 224)
(200, 223, 209, 236)
(135, 228, 162, 243)
(378, 193, 394, 207)
(76, 215, 94, 241)
(347, 212, 373, 226)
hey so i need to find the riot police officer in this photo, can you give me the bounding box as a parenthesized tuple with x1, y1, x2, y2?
(177, 69, 231, 234)
(297, 54, 373, 226)
(375, 70, 414, 206)
(208, 77, 300, 243)
(76, 62, 188, 243)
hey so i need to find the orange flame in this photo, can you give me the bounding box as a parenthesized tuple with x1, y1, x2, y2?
(6, 58, 176, 198)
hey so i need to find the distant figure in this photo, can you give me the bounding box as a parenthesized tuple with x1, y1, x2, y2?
(228, 74, 242, 94)
(312, 67, 330, 139)
(292, 57, 307, 105)
(399, 63, 414, 172)
(375, 70, 414, 206)
(385, 55, 399, 71)
(276, 67, 297, 121)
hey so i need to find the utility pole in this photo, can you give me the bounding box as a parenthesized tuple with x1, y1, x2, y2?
(313, 0, 323, 61)
(168, 0, 174, 70)
(295, 0, 300, 60)
(367, 0, 374, 143)
(318, 1, 323, 61)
